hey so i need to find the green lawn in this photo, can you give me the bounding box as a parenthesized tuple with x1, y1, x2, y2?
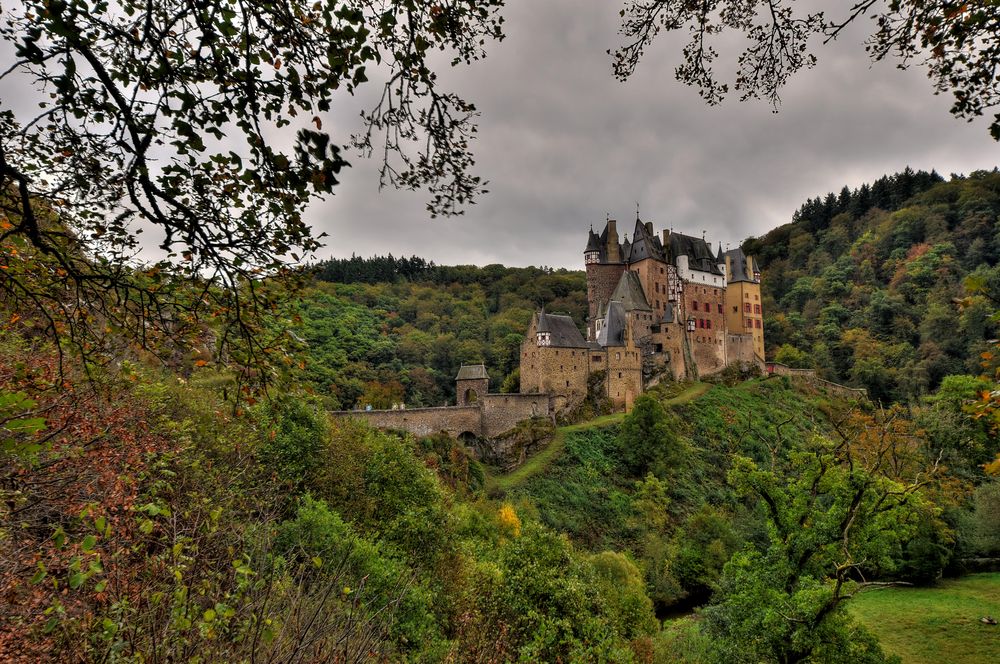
(850, 573, 1000, 664)
(490, 382, 711, 493)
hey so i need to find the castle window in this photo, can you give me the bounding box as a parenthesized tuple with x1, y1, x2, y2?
(755, 294, 759, 300)
(616, 352, 621, 360)
(706, 319, 711, 329)
(754, 304, 761, 314)
(745, 292, 749, 299)
(746, 317, 753, 328)
(593, 355, 602, 362)
(692, 301, 698, 311)
(718, 303, 723, 313)
(566, 380, 570, 387)
(744, 302, 752, 313)
(618, 372, 622, 378)
(755, 319, 762, 329)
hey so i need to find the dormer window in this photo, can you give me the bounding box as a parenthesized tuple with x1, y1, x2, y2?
(753, 270, 761, 282)
(585, 251, 599, 264)
(537, 332, 551, 346)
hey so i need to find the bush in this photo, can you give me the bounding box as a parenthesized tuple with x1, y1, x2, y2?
(254, 396, 329, 493)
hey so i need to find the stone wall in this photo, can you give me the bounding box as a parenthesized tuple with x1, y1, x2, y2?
(457, 377, 489, 406)
(727, 333, 763, 367)
(480, 393, 550, 437)
(651, 323, 686, 379)
(605, 345, 642, 410)
(519, 338, 590, 411)
(683, 283, 726, 374)
(330, 394, 553, 441)
(330, 405, 483, 438)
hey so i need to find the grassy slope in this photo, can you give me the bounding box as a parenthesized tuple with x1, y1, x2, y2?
(850, 574, 1000, 664)
(492, 382, 711, 493)
(497, 379, 836, 551)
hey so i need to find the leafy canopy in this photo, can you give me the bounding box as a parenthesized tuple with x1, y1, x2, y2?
(0, 0, 504, 368)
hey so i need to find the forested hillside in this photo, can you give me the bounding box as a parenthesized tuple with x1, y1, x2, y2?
(294, 262, 586, 408)
(747, 169, 1000, 403)
(3, 168, 1000, 663)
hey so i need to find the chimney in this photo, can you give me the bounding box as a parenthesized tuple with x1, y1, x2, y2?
(645, 221, 653, 237)
(607, 219, 620, 262)
(662, 229, 670, 244)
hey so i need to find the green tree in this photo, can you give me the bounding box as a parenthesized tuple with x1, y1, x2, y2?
(617, 393, 683, 475)
(0, 0, 504, 364)
(704, 408, 939, 663)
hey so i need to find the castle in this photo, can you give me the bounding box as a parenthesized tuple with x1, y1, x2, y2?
(333, 216, 766, 442)
(520, 217, 764, 412)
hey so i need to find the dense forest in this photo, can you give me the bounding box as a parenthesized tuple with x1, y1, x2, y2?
(747, 169, 1000, 404)
(3, 168, 999, 662)
(292, 264, 586, 409)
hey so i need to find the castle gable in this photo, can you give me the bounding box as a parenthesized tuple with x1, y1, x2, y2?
(723, 247, 759, 283)
(626, 219, 666, 263)
(597, 301, 628, 347)
(668, 232, 724, 276)
(609, 270, 652, 312)
(536, 311, 588, 348)
(456, 364, 489, 380)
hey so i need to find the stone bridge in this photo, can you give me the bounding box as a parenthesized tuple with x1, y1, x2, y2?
(329, 393, 551, 440)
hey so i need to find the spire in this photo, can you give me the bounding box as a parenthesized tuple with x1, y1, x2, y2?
(537, 307, 550, 333)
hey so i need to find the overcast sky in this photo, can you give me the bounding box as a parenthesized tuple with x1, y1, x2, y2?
(308, 1, 1000, 270)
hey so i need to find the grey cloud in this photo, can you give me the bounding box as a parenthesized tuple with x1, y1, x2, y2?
(312, 1, 999, 269)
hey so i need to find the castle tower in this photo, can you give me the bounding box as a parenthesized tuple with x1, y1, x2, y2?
(456, 364, 489, 406)
(585, 219, 626, 340)
(723, 247, 765, 362)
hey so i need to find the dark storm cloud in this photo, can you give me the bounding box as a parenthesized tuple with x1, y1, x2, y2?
(311, 1, 1000, 269)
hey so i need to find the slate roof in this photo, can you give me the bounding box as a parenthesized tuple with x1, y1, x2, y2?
(609, 270, 652, 311)
(536, 311, 588, 348)
(625, 219, 666, 262)
(587, 220, 624, 263)
(597, 301, 628, 347)
(723, 247, 758, 283)
(456, 364, 489, 380)
(667, 232, 724, 276)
